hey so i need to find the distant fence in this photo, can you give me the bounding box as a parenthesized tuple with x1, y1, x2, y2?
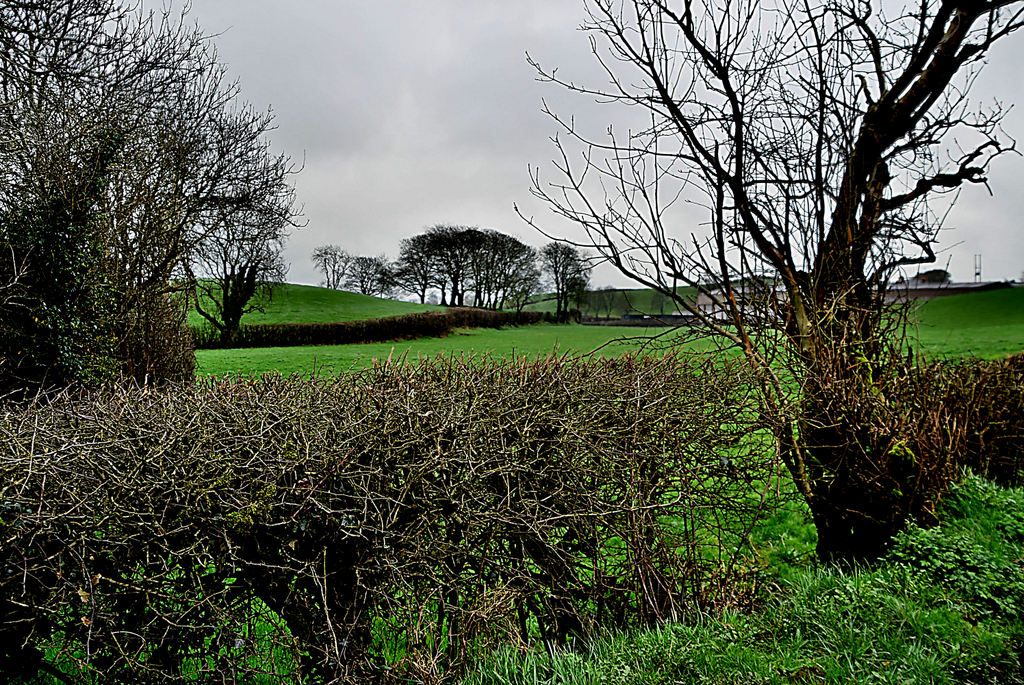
(884, 280, 1012, 303)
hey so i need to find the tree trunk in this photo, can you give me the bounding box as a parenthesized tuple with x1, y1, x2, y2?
(801, 419, 905, 564)
(795, 328, 911, 564)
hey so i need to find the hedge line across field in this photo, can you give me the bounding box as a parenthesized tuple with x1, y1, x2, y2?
(192, 308, 566, 349)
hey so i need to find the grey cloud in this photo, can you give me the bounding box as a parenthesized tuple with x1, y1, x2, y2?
(182, 1, 1024, 286)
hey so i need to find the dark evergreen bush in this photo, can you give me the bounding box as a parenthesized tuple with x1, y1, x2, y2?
(0, 186, 118, 395)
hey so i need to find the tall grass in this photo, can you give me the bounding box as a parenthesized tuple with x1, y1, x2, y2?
(464, 475, 1024, 685)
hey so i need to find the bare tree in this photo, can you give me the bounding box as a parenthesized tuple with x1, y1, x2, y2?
(472, 231, 539, 310)
(391, 234, 437, 303)
(526, 0, 1024, 561)
(541, 242, 592, 318)
(423, 224, 484, 306)
(598, 286, 619, 319)
(506, 265, 542, 313)
(0, 1, 304, 387)
(346, 255, 393, 297)
(191, 116, 300, 346)
(585, 286, 622, 319)
(311, 244, 353, 290)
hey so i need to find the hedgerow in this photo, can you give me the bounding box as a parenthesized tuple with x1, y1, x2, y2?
(191, 308, 556, 350)
(939, 353, 1024, 486)
(0, 353, 778, 683)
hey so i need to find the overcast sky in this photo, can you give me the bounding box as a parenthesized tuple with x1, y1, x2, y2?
(182, 1, 1024, 286)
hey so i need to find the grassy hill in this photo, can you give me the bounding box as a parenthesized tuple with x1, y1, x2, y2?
(189, 283, 442, 327)
(911, 286, 1024, 358)
(194, 285, 1024, 376)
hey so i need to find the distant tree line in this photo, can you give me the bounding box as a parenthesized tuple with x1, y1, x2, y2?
(312, 225, 591, 317)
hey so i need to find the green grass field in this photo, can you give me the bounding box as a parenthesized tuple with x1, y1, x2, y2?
(195, 324, 706, 376)
(910, 287, 1024, 359)
(194, 284, 1024, 376)
(465, 476, 1024, 685)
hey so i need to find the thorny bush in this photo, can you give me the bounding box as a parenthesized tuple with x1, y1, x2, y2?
(796, 350, 1024, 562)
(928, 352, 1024, 487)
(0, 354, 779, 683)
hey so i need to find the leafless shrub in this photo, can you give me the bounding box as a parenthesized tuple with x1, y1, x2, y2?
(117, 289, 196, 385)
(931, 354, 1024, 487)
(796, 351, 1024, 558)
(0, 354, 778, 683)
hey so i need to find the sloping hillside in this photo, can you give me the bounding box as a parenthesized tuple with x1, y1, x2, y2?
(912, 286, 1024, 358)
(190, 284, 443, 326)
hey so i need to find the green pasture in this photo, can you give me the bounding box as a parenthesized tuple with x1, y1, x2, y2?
(195, 286, 1023, 377)
(195, 324, 708, 377)
(910, 287, 1024, 359)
